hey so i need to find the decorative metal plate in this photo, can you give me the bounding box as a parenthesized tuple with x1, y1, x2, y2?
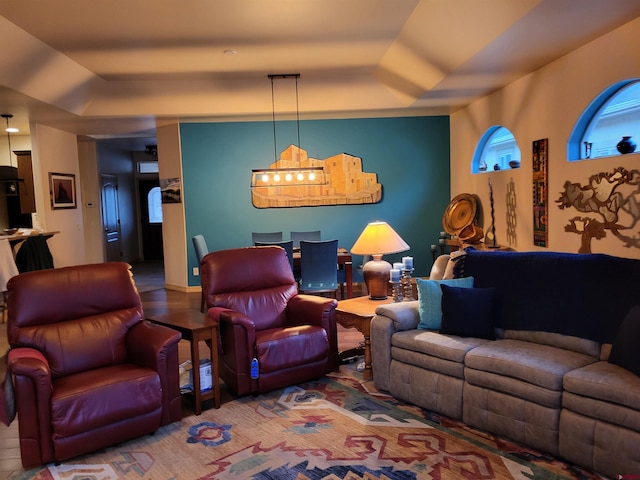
(442, 193, 477, 235)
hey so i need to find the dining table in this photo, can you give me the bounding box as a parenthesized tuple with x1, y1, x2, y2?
(292, 248, 353, 298)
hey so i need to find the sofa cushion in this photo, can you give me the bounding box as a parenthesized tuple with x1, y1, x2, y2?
(465, 339, 597, 391)
(392, 330, 491, 363)
(503, 329, 600, 358)
(52, 364, 162, 438)
(608, 305, 640, 376)
(256, 325, 328, 372)
(416, 276, 474, 330)
(465, 367, 562, 408)
(564, 360, 640, 412)
(440, 285, 496, 339)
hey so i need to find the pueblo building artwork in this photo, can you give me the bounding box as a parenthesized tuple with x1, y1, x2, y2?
(251, 145, 382, 208)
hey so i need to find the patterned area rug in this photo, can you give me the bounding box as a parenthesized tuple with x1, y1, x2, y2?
(11, 370, 604, 480)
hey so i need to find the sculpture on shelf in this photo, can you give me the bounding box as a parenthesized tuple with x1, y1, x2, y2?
(556, 167, 640, 253)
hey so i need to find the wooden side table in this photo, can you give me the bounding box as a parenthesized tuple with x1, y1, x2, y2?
(335, 296, 392, 381)
(147, 309, 220, 414)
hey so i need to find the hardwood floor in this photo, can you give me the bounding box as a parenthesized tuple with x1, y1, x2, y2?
(0, 269, 365, 477)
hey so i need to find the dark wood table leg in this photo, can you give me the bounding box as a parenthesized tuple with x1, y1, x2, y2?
(189, 331, 203, 415)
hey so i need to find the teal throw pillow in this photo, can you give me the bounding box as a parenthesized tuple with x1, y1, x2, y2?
(416, 276, 474, 330)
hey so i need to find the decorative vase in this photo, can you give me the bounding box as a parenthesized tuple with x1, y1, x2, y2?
(616, 136, 637, 155)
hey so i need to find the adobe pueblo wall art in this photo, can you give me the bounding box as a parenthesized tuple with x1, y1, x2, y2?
(251, 145, 382, 208)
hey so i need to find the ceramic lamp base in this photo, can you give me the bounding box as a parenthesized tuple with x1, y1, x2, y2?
(362, 255, 391, 300)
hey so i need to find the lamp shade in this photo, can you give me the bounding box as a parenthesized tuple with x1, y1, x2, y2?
(350, 221, 409, 256)
(351, 221, 409, 299)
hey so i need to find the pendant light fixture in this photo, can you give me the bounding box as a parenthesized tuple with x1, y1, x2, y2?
(1, 113, 25, 196)
(250, 74, 326, 189)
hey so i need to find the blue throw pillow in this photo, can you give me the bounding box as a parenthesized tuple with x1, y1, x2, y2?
(609, 305, 640, 376)
(440, 284, 496, 339)
(416, 276, 474, 330)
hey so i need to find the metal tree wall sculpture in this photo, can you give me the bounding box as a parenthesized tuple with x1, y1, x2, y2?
(556, 167, 640, 253)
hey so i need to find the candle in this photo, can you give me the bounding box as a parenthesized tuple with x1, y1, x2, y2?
(389, 269, 401, 282)
(402, 256, 413, 270)
(393, 262, 404, 271)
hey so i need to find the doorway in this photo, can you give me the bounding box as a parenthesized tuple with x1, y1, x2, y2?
(138, 178, 163, 260)
(101, 174, 122, 262)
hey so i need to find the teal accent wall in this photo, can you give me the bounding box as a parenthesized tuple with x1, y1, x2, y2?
(181, 116, 450, 285)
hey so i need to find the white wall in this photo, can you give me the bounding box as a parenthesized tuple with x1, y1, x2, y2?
(30, 123, 86, 267)
(450, 16, 640, 258)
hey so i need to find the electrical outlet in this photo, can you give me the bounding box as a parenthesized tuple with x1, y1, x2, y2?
(193, 267, 199, 276)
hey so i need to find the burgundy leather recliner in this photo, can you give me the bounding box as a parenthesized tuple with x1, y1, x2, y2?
(201, 246, 339, 397)
(6, 262, 182, 469)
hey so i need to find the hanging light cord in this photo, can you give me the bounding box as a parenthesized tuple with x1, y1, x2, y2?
(295, 74, 301, 151)
(271, 76, 277, 163)
(269, 74, 302, 163)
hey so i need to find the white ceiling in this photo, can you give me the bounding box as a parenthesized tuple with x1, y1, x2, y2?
(1, 0, 639, 141)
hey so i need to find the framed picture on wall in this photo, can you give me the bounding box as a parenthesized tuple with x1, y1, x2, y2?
(160, 177, 182, 203)
(49, 172, 77, 209)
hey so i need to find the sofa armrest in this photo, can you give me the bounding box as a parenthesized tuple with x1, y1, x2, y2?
(376, 300, 420, 331)
(8, 347, 55, 467)
(370, 301, 420, 392)
(127, 321, 182, 425)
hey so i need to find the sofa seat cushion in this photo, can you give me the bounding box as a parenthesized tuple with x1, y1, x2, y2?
(52, 364, 162, 438)
(503, 330, 600, 357)
(391, 330, 491, 379)
(392, 330, 491, 363)
(256, 325, 328, 373)
(563, 360, 640, 430)
(465, 339, 596, 391)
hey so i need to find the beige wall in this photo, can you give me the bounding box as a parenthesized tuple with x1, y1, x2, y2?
(30, 123, 87, 267)
(450, 17, 640, 259)
(156, 122, 191, 291)
(78, 141, 104, 264)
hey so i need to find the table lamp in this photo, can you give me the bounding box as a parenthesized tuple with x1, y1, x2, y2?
(350, 221, 410, 299)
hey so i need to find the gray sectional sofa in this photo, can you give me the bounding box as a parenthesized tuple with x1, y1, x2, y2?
(371, 250, 640, 478)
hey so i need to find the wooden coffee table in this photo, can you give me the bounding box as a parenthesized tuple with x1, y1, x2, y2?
(335, 296, 393, 381)
(147, 309, 220, 414)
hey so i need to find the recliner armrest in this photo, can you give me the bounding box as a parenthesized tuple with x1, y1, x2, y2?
(286, 294, 337, 328)
(219, 309, 257, 351)
(127, 321, 182, 367)
(8, 347, 55, 467)
(127, 321, 182, 425)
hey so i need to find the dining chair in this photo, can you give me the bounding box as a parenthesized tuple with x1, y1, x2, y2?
(291, 230, 321, 248)
(192, 234, 210, 312)
(254, 240, 294, 271)
(298, 239, 340, 298)
(251, 231, 283, 243)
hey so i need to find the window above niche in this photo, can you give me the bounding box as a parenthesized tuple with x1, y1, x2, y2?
(138, 161, 159, 174)
(472, 126, 521, 174)
(569, 79, 640, 161)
